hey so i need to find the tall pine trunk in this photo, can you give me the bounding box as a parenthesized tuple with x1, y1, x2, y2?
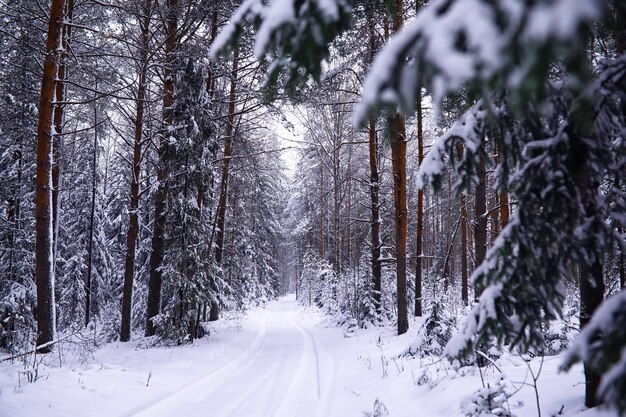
(368, 119, 382, 316)
(85, 79, 98, 326)
(212, 46, 240, 321)
(333, 131, 341, 274)
(146, 0, 176, 336)
(35, 0, 66, 352)
(415, 92, 424, 317)
(389, 0, 409, 335)
(580, 260, 605, 407)
(366, 3, 382, 317)
(319, 154, 325, 259)
(120, 0, 151, 341)
(617, 0, 625, 55)
(617, 0, 626, 292)
(473, 154, 487, 299)
(51, 0, 73, 273)
(460, 193, 468, 304)
(346, 146, 352, 268)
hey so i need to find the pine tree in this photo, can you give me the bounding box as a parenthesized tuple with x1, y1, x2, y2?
(120, 0, 153, 342)
(34, 0, 66, 352)
(214, 0, 626, 411)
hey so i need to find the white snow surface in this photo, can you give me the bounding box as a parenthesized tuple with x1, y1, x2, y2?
(0, 296, 615, 417)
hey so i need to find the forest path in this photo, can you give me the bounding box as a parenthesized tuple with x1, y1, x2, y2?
(128, 296, 334, 417)
(2, 297, 595, 417)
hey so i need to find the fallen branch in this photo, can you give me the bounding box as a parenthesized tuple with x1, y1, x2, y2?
(0, 331, 80, 362)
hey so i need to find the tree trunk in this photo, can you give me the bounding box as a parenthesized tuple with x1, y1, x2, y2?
(51, 0, 74, 273)
(366, 5, 382, 316)
(333, 132, 341, 274)
(499, 192, 509, 228)
(389, 0, 409, 335)
(618, 1, 626, 291)
(619, 244, 626, 289)
(616, 0, 625, 54)
(415, 93, 424, 317)
(368, 119, 382, 316)
(7, 151, 22, 282)
(495, 134, 509, 231)
(346, 146, 352, 268)
(212, 46, 240, 321)
(319, 155, 325, 259)
(460, 193, 468, 304)
(474, 154, 487, 299)
(35, 0, 66, 352)
(390, 112, 409, 335)
(119, 0, 151, 341)
(146, 0, 176, 336)
(206, 3, 219, 97)
(580, 259, 605, 408)
(84, 79, 98, 327)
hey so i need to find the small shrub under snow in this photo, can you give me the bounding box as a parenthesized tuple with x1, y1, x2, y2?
(461, 379, 515, 417)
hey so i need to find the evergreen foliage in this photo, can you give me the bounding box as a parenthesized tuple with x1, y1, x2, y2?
(215, 0, 626, 412)
(563, 291, 626, 412)
(405, 299, 456, 357)
(461, 379, 514, 417)
(211, 0, 353, 97)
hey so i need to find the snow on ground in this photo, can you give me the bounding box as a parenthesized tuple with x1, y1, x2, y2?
(0, 296, 617, 417)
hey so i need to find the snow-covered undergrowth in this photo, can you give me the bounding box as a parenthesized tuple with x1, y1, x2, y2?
(0, 297, 617, 417)
(0, 313, 261, 417)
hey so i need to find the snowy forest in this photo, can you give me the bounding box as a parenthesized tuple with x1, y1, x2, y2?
(1, 0, 626, 416)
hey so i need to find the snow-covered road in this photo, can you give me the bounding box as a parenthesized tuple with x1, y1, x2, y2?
(127, 297, 333, 417)
(0, 296, 611, 417)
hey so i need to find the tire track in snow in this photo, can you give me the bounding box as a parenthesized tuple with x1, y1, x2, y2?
(267, 315, 320, 417)
(122, 314, 268, 417)
(288, 312, 336, 417)
(209, 319, 302, 417)
(210, 299, 315, 417)
(124, 298, 334, 417)
(208, 359, 283, 417)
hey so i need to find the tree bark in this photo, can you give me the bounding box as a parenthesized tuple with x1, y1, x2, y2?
(206, 3, 219, 97)
(580, 260, 605, 408)
(415, 92, 424, 317)
(389, 0, 409, 335)
(346, 146, 352, 268)
(35, 0, 66, 352)
(618, 1, 626, 291)
(319, 154, 325, 259)
(474, 154, 487, 299)
(366, 4, 382, 317)
(495, 135, 509, 230)
(85, 79, 98, 327)
(616, 0, 626, 54)
(333, 128, 341, 274)
(390, 111, 409, 335)
(368, 119, 382, 316)
(460, 193, 468, 304)
(212, 46, 240, 321)
(51, 0, 74, 272)
(146, 0, 176, 336)
(120, 0, 151, 341)
(619, 244, 626, 290)
(7, 149, 22, 282)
